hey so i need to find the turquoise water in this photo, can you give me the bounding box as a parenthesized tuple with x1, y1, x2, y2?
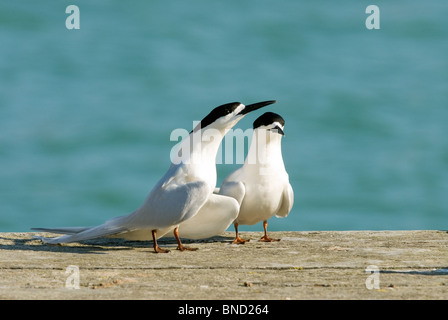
(1, 1, 447, 233)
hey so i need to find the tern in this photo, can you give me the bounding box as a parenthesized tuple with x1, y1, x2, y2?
(218, 112, 294, 244)
(32, 100, 276, 253)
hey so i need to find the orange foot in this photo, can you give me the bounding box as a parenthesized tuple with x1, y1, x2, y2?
(259, 235, 280, 242)
(152, 229, 170, 253)
(232, 236, 250, 245)
(173, 227, 198, 251)
(154, 245, 170, 253)
(177, 244, 198, 251)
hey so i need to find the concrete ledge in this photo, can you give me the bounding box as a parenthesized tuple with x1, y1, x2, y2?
(0, 230, 447, 300)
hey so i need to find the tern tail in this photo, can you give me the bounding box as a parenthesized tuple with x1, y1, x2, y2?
(31, 215, 133, 244)
(31, 227, 90, 235)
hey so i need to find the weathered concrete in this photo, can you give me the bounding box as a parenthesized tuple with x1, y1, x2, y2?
(0, 231, 447, 300)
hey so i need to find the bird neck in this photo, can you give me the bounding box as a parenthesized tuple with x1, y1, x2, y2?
(245, 130, 284, 170)
(170, 126, 228, 188)
(189, 126, 227, 164)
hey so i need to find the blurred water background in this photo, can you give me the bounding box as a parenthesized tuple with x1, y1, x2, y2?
(0, 1, 447, 233)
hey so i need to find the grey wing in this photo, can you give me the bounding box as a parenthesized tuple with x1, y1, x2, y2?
(218, 180, 246, 206)
(276, 183, 294, 218)
(173, 180, 212, 223)
(142, 180, 211, 227)
(176, 193, 240, 239)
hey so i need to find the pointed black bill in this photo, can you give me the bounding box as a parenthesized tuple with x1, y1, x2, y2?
(239, 100, 276, 115)
(270, 125, 285, 136)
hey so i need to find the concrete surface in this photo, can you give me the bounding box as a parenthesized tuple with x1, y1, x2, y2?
(0, 230, 447, 300)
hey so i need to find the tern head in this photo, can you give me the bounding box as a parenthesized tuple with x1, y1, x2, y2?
(192, 100, 276, 133)
(253, 112, 285, 136)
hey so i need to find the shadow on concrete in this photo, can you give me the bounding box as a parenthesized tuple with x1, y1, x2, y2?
(0, 234, 234, 255)
(381, 268, 448, 276)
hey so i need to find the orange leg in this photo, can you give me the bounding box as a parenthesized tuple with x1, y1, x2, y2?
(232, 222, 250, 244)
(174, 227, 198, 251)
(259, 220, 280, 242)
(152, 230, 170, 253)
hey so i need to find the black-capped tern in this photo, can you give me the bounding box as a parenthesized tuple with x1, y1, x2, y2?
(32, 100, 276, 253)
(218, 112, 294, 244)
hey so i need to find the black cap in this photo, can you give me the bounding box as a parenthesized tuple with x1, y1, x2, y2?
(253, 112, 285, 129)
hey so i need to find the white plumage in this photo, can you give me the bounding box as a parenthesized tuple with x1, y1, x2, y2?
(32, 100, 276, 252)
(218, 112, 294, 243)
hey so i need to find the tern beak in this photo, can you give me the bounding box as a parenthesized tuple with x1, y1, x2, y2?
(239, 100, 276, 115)
(270, 125, 285, 136)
